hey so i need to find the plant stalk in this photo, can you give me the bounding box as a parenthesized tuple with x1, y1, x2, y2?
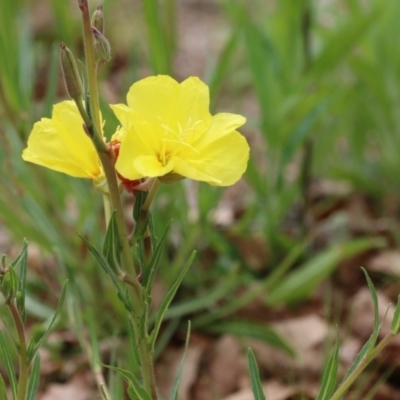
(9, 301, 28, 400)
(329, 333, 395, 400)
(79, 0, 102, 136)
(78, 2, 157, 397)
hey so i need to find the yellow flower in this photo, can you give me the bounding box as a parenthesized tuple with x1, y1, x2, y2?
(22, 101, 103, 182)
(111, 75, 249, 186)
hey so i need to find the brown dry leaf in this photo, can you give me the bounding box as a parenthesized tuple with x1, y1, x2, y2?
(38, 374, 95, 400)
(193, 335, 247, 400)
(338, 336, 362, 368)
(350, 288, 397, 340)
(344, 195, 377, 234)
(350, 287, 400, 372)
(223, 379, 319, 400)
(246, 315, 328, 379)
(156, 341, 206, 400)
(367, 250, 400, 278)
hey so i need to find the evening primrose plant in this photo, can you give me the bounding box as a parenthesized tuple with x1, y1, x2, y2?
(5, 0, 249, 399)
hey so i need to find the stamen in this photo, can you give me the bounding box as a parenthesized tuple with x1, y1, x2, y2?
(157, 116, 203, 164)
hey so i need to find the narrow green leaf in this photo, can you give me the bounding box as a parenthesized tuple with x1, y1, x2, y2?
(149, 251, 196, 349)
(208, 30, 240, 109)
(100, 384, 112, 400)
(141, 0, 171, 74)
(143, 221, 171, 292)
(28, 280, 68, 362)
(0, 374, 9, 400)
(26, 353, 41, 400)
(160, 275, 239, 322)
(169, 321, 191, 400)
(81, 236, 133, 313)
(1, 265, 18, 304)
(361, 268, 380, 354)
(103, 212, 122, 274)
(316, 335, 339, 400)
(127, 317, 141, 366)
(243, 19, 279, 139)
(312, 12, 377, 78)
(100, 363, 151, 400)
(390, 295, 400, 334)
(133, 190, 148, 229)
(340, 334, 373, 385)
(267, 238, 385, 306)
(86, 309, 102, 370)
(280, 97, 331, 177)
(0, 331, 17, 400)
(205, 321, 294, 356)
(247, 348, 267, 400)
(13, 239, 28, 322)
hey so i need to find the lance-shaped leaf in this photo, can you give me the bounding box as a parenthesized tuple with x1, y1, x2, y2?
(0, 374, 9, 400)
(205, 321, 294, 356)
(13, 239, 28, 322)
(81, 235, 133, 313)
(169, 322, 191, 400)
(103, 212, 122, 274)
(143, 220, 171, 293)
(100, 363, 151, 400)
(316, 334, 339, 400)
(149, 251, 196, 350)
(0, 331, 17, 399)
(27, 280, 68, 362)
(26, 353, 41, 400)
(362, 268, 380, 354)
(247, 348, 267, 400)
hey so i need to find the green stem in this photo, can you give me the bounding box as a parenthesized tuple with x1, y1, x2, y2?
(102, 193, 112, 227)
(129, 314, 158, 400)
(79, 0, 102, 135)
(140, 179, 161, 263)
(142, 179, 161, 215)
(98, 150, 142, 286)
(329, 333, 395, 400)
(9, 301, 28, 400)
(78, 3, 157, 397)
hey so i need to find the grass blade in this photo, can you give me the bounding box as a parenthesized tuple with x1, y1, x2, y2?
(247, 348, 267, 400)
(205, 321, 294, 356)
(316, 334, 339, 400)
(28, 280, 68, 362)
(169, 321, 191, 400)
(26, 353, 41, 400)
(0, 373, 9, 400)
(0, 331, 17, 400)
(361, 268, 380, 354)
(267, 238, 385, 306)
(149, 251, 196, 350)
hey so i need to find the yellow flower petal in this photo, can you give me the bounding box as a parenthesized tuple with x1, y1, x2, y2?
(126, 75, 211, 130)
(113, 75, 249, 186)
(134, 156, 174, 178)
(178, 130, 249, 186)
(22, 101, 102, 178)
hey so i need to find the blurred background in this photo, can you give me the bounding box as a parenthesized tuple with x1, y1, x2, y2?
(1, 0, 400, 399)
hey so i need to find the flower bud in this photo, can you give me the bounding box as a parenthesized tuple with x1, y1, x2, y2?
(0, 264, 17, 304)
(60, 43, 83, 99)
(91, 5, 104, 34)
(92, 27, 111, 63)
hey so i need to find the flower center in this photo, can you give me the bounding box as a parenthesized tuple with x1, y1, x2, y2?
(158, 117, 202, 166)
